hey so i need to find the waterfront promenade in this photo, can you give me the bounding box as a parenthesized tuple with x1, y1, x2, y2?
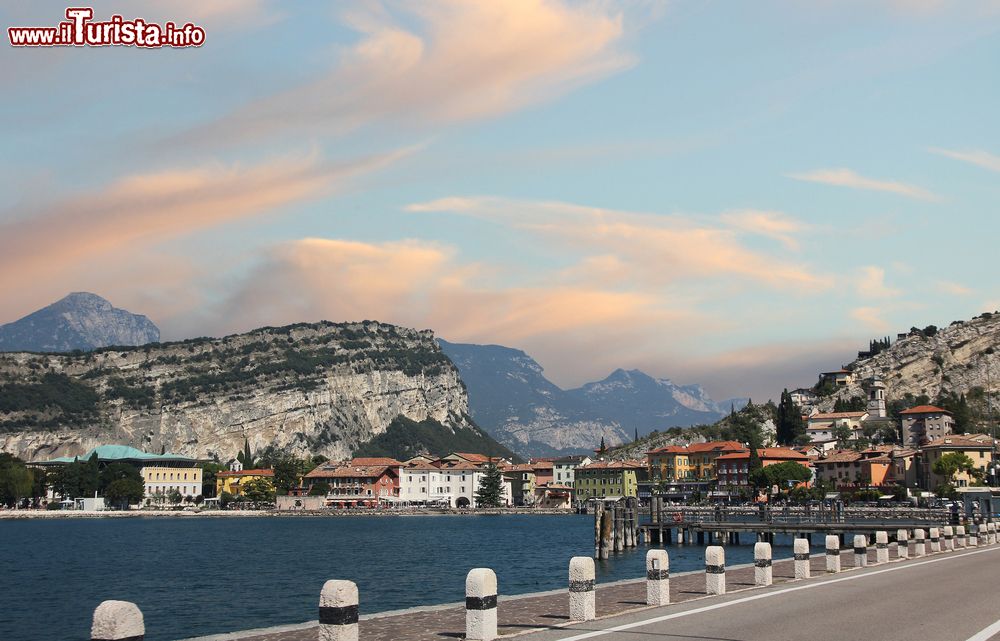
(181, 540, 997, 641)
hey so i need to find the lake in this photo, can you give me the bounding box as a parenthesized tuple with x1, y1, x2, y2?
(0, 514, 794, 641)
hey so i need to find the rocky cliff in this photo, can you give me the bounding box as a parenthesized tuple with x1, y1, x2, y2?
(0, 321, 496, 463)
(0, 292, 160, 352)
(825, 311, 999, 415)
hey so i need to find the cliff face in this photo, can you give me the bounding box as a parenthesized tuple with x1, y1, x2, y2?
(0, 321, 478, 463)
(0, 292, 160, 352)
(829, 312, 999, 408)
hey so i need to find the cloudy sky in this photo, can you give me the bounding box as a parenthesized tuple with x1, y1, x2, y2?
(2, 1, 998, 400)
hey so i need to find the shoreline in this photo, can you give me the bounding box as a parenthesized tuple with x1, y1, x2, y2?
(0, 507, 579, 520)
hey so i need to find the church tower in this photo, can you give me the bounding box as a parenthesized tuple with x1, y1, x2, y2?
(867, 377, 887, 419)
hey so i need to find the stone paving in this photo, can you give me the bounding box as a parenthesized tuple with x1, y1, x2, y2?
(222, 547, 894, 641)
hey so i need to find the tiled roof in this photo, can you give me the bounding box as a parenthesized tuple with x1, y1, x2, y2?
(402, 461, 440, 471)
(350, 457, 402, 466)
(922, 434, 994, 449)
(217, 469, 274, 477)
(579, 460, 645, 470)
(450, 452, 493, 463)
(900, 405, 950, 415)
(647, 445, 688, 455)
(814, 451, 862, 464)
(716, 448, 807, 461)
(687, 441, 744, 453)
(809, 411, 867, 420)
(305, 464, 396, 479)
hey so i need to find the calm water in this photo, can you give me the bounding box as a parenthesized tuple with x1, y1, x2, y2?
(0, 515, 794, 641)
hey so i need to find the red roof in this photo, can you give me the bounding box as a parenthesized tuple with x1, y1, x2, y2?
(687, 441, 744, 453)
(217, 469, 274, 477)
(716, 448, 808, 462)
(899, 405, 950, 415)
(305, 464, 397, 479)
(809, 411, 867, 420)
(350, 457, 402, 467)
(647, 445, 687, 455)
(450, 452, 493, 463)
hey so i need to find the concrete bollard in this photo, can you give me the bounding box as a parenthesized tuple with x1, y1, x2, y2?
(956, 525, 966, 548)
(794, 538, 811, 579)
(875, 531, 889, 564)
(990, 523, 997, 545)
(754, 542, 772, 586)
(979, 524, 989, 546)
(465, 569, 498, 641)
(853, 535, 868, 567)
(825, 535, 840, 573)
(646, 549, 670, 606)
(706, 546, 726, 595)
(319, 580, 359, 641)
(969, 525, 979, 547)
(896, 529, 909, 559)
(913, 529, 926, 557)
(943, 525, 955, 551)
(91, 600, 145, 641)
(569, 557, 596, 622)
(929, 527, 941, 553)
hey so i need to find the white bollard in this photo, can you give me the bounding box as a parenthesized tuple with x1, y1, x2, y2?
(969, 525, 979, 547)
(896, 529, 909, 559)
(853, 535, 868, 567)
(465, 569, 498, 641)
(794, 538, 811, 579)
(956, 525, 966, 548)
(989, 523, 997, 544)
(825, 535, 840, 573)
(646, 549, 670, 606)
(875, 531, 889, 564)
(979, 524, 989, 546)
(706, 546, 726, 595)
(943, 525, 955, 551)
(91, 600, 144, 641)
(754, 542, 772, 586)
(929, 527, 941, 553)
(319, 580, 359, 641)
(569, 557, 596, 622)
(913, 529, 926, 557)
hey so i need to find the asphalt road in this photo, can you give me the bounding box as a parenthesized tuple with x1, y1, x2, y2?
(518, 546, 1000, 641)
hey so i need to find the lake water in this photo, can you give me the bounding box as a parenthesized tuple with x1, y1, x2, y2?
(0, 514, 795, 641)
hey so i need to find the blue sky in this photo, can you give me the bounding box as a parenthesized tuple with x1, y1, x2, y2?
(1, 1, 998, 400)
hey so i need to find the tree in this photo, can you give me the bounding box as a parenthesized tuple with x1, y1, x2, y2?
(99, 462, 142, 494)
(776, 389, 805, 445)
(272, 456, 301, 495)
(832, 424, 853, 448)
(242, 476, 275, 505)
(475, 461, 505, 508)
(167, 489, 182, 505)
(757, 461, 812, 490)
(932, 452, 976, 485)
(219, 490, 235, 509)
(598, 437, 607, 455)
(0, 454, 34, 507)
(199, 462, 226, 498)
(308, 482, 330, 496)
(236, 439, 257, 469)
(104, 478, 144, 509)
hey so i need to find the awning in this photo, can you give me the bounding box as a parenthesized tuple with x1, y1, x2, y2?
(878, 495, 895, 500)
(824, 493, 840, 499)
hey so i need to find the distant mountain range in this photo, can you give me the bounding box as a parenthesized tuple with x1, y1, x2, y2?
(0, 292, 160, 352)
(439, 340, 742, 457)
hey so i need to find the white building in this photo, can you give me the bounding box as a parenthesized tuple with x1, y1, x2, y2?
(552, 455, 591, 487)
(399, 459, 511, 508)
(806, 411, 868, 442)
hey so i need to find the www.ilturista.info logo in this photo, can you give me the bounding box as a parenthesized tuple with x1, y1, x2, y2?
(8, 7, 205, 48)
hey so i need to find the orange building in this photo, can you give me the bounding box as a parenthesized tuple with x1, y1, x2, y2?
(715, 448, 811, 490)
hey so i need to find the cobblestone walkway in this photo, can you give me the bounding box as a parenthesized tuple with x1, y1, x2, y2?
(222, 548, 890, 641)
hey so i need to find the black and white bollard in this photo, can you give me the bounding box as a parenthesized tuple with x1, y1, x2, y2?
(465, 569, 498, 641)
(979, 524, 989, 546)
(943, 525, 955, 551)
(853, 535, 868, 567)
(794, 538, 810, 579)
(91, 600, 144, 641)
(896, 529, 909, 559)
(706, 546, 726, 595)
(929, 527, 941, 553)
(913, 529, 926, 557)
(319, 580, 359, 641)
(990, 523, 997, 544)
(969, 525, 979, 547)
(646, 549, 670, 606)
(956, 525, 966, 548)
(754, 542, 772, 586)
(569, 556, 596, 622)
(875, 531, 889, 564)
(825, 535, 840, 573)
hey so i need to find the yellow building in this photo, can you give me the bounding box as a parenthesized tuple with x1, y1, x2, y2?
(216, 469, 275, 497)
(143, 466, 203, 497)
(574, 461, 644, 500)
(646, 441, 744, 483)
(919, 434, 995, 490)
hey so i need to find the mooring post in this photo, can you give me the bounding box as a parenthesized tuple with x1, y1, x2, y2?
(91, 600, 144, 641)
(319, 580, 359, 641)
(794, 537, 810, 579)
(929, 527, 941, 553)
(465, 569, 497, 641)
(853, 535, 868, 567)
(646, 549, 670, 606)
(594, 501, 604, 558)
(875, 531, 889, 564)
(896, 529, 909, 558)
(825, 535, 840, 573)
(706, 546, 726, 595)
(754, 542, 772, 586)
(600, 505, 613, 559)
(569, 557, 596, 622)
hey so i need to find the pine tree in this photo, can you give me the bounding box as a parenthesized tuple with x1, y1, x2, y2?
(598, 437, 607, 455)
(475, 461, 505, 508)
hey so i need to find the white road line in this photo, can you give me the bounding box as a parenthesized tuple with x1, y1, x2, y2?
(553, 547, 999, 641)
(965, 618, 1000, 641)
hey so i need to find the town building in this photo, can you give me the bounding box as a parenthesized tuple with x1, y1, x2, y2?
(821, 369, 855, 387)
(552, 455, 591, 487)
(915, 434, 994, 490)
(866, 377, 888, 419)
(574, 460, 644, 501)
(216, 469, 275, 497)
(503, 464, 536, 506)
(901, 405, 955, 446)
(812, 449, 894, 489)
(789, 388, 819, 411)
(304, 460, 400, 507)
(715, 448, 811, 491)
(805, 411, 868, 442)
(396, 455, 511, 508)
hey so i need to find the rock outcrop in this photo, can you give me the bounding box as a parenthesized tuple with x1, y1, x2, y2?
(0, 292, 160, 353)
(0, 321, 494, 463)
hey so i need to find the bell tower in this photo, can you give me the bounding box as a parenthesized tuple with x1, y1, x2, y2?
(867, 377, 887, 419)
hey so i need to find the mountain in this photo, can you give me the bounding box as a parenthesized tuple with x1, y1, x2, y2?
(0, 321, 513, 464)
(0, 293, 160, 353)
(438, 340, 727, 457)
(823, 311, 1000, 422)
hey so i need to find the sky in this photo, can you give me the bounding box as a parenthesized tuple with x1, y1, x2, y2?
(1, 0, 999, 401)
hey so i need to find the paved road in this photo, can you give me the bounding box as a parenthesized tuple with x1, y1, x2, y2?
(518, 546, 1000, 641)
